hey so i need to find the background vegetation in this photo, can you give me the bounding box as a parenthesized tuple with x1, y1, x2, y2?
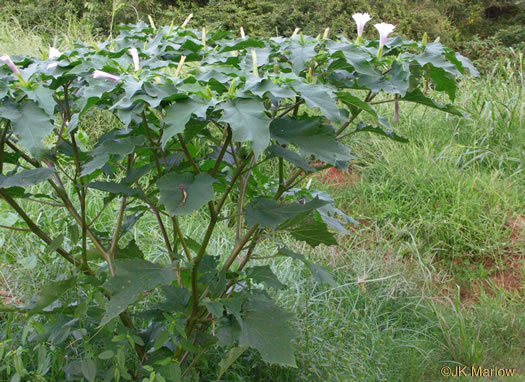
(0, 1, 524, 381)
(1, 0, 523, 73)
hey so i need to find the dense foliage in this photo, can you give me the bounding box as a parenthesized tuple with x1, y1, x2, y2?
(0, 18, 476, 380)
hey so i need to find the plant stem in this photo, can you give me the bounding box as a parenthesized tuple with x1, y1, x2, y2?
(0, 190, 81, 267)
(178, 133, 200, 173)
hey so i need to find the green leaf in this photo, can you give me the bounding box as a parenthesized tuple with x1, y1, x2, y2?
(428, 66, 457, 101)
(246, 79, 295, 99)
(116, 239, 144, 259)
(293, 82, 341, 123)
(358, 61, 410, 96)
(80, 359, 96, 382)
(401, 89, 465, 117)
(162, 97, 213, 147)
(81, 134, 146, 176)
(0, 168, 55, 189)
(43, 234, 64, 256)
(280, 215, 337, 247)
(24, 85, 56, 118)
(270, 117, 351, 165)
(266, 145, 316, 172)
(100, 259, 177, 326)
(157, 172, 216, 216)
(5, 101, 54, 159)
(245, 197, 329, 228)
(288, 43, 316, 74)
(352, 122, 408, 143)
(246, 266, 285, 290)
(216, 346, 249, 381)
(24, 278, 76, 312)
(337, 91, 378, 118)
(219, 98, 272, 154)
(238, 294, 296, 366)
(98, 350, 114, 360)
(278, 247, 335, 286)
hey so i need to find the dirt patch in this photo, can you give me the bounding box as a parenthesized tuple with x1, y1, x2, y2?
(311, 162, 361, 186)
(506, 215, 525, 245)
(0, 289, 23, 306)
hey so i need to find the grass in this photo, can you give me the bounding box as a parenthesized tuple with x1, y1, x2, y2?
(1, 18, 524, 381)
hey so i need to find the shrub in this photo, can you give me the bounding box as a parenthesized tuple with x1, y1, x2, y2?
(0, 18, 475, 380)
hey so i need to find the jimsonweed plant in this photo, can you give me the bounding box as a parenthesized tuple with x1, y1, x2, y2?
(0, 15, 477, 381)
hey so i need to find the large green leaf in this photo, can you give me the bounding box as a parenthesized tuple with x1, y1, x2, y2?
(4, 100, 54, 159)
(245, 197, 329, 228)
(24, 278, 76, 312)
(0, 168, 55, 189)
(157, 172, 216, 216)
(239, 294, 296, 366)
(219, 98, 272, 154)
(101, 259, 177, 326)
(217, 293, 296, 366)
(162, 97, 213, 147)
(288, 43, 316, 74)
(270, 117, 351, 165)
(292, 82, 341, 123)
(24, 85, 56, 118)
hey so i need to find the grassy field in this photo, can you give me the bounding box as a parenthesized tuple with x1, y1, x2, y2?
(0, 19, 524, 381)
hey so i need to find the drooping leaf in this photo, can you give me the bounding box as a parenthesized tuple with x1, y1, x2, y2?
(270, 117, 351, 165)
(0, 168, 55, 189)
(100, 259, 177, 326)
(401, 89, 465, 117)
(352, 122, 408, 143)
(157, 172, 216, 216)
(278, 247, 336, 286)
(219, 98, 272, 154)
(245, 197, 329, 228)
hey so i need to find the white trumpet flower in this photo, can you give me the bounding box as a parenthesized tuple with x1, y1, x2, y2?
(92, 70, 120, 82)
(352, 13, 372, 38)
(129, 47, 140, 71)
